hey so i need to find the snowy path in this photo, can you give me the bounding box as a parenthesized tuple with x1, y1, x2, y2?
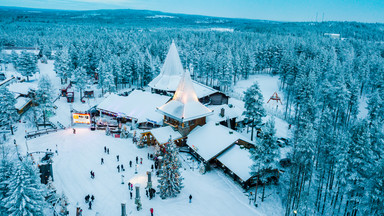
(22, 129, 282, 216)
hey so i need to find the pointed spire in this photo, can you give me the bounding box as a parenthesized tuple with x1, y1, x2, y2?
(148, 40, 184, 91)
(160, 40, 184, 77)
(172, 70, 199, 104)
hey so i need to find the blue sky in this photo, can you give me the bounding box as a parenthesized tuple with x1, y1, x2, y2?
(0, 0, 383, 23)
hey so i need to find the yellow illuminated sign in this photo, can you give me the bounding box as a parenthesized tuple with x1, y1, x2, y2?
(73, 113, 91, 124)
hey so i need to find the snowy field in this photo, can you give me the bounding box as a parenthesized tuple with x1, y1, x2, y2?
(19, 129, 283, 216)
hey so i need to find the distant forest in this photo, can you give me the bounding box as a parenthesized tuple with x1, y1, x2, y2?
(0, 7, 383, 216)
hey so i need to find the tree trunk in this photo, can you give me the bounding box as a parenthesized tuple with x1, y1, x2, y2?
(254, 175, 259, 206)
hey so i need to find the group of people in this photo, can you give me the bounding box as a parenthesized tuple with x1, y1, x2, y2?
(84, 194, 95, 210)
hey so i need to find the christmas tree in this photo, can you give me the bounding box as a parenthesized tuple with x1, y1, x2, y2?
(157, 138, 183, 199)
(120, 126, 129, 139)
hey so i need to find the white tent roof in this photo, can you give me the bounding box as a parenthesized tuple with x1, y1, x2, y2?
(217, 145, 253, 182)
(143, 126, 183, 144)
(97, 90, 171, 124)
(148, 41, 218, 99)
(186, 122, 252, 162)
(157, 70, 213, 122)
(148, 41, 184, 91)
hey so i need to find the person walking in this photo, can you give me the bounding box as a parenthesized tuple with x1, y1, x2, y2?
(73, 128, 76, 134)
(189, 194, 192, 203)
(146, 190, 148, 198)
(117, 155, 119, 162)
(130, 191, 133, 199)
(140, 158, 143, 164)
(128, 182, 131, 189)
(150, 208, 154, 216)
(135, 156, 138, 164)
(88, 201, 92, 210)
(91, 195, 95, 202)
(129, 161, 132, 167)
(107, 148, 110, 154)
(85, 195, 90, 203)
(147, 153, 149, 159)
(117, 165, 120, 173)
(104, 146, 107, 153)
(101, 158, 104, 165)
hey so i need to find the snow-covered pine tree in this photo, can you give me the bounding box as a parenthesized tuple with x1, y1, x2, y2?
(157, 138, 183, 199)
(54, 49, 71, 84)
(242, 82, 266, 141)
(250, 117, 280, 202)
(17, 51, 39, 81)
(142, 49, 154, 87)
(35, 75, 55, 127)
(0, 150, 14, 214)
(10, 51, 18, 69)
(3, 159, 47, 216)
(0, 86, 18, 135)
(74, 67, 89, 99)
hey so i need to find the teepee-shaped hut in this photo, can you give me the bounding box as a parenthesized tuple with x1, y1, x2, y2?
(148, 41, 184, 93)
(157, 70, 213, 136)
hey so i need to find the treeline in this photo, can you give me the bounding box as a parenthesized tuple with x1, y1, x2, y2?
(0, 8, 384, 216)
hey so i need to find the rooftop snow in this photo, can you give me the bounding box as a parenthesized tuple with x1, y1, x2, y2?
(7, 81, 37, 95)
(97, 90, 170, 124)
(157, 70, 213, 122)
(187, 122, 252, 162)
(143, 126, 183, 144)
(15, 97, 31, 110)
(207, 98, 245, 123)
(217, 144, 253, 182)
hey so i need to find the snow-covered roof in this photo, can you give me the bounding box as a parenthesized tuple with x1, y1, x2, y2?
(15, 97, 32, 110)
(187, 122, 252, 162)
(97, 90, 171, 124)
(207, 98, 245, 123)
(7, 82, 37, 95)
(192, 81, 218, 99)
(148, 41, 184, 91)
(157, 70, 213, 122)
(143, 126, 183, 144)
(216, 145, 253, 182)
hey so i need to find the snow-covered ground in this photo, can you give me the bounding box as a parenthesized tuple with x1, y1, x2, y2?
(17, 129, 283, 216)
(3, 56, 287, 216)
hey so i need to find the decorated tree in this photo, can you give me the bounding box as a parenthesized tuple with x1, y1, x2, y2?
(59, 193, 69, 216)
(120, 126, 129, 139)
(2, 159, 47, 216)
(243, 82, 266, 141)
(157, 138, 183, 199)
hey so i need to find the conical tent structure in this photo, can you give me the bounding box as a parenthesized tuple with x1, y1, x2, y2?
(157, 70, 213, 122)
(148, 41, 184, 91)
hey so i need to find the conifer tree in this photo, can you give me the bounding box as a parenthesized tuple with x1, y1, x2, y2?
(243, 82, 266, 141)
(0, 86, 17, 135)
(3, 160, 47, 216)
(157, 138, 183, 199)
(35, 75, 55, 126)
(54, 49, 71, 84)
(17, 51, 39, 81)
